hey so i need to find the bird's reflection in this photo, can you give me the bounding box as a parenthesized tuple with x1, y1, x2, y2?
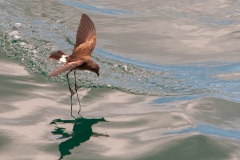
(50, 117, 109, 160)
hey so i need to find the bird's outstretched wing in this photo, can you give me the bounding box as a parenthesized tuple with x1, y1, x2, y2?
(49, 60, 84, 77)
(72, 14, 96, 58)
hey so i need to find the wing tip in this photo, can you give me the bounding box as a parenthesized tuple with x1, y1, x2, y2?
(82, 14, 90, 20)
(81, 14, 95, 30)
(48, 72, 55, 77)
(74, 14, 96, 49)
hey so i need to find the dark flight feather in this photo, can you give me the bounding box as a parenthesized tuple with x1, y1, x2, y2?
(74, 14, 96, 50)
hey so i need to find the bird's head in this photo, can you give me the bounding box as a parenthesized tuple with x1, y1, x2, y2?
(92, 63, 100, 76)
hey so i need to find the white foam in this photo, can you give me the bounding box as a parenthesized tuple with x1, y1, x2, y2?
(32, 50, 37, 54)
(123, 64, 128, 71)
(13, 35, 22, 40)
(18, 42, 28, 48)
(9, 31, 19, 37)
(14, 23, 23, 28)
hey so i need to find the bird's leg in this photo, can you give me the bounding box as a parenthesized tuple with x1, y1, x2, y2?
(74, 70, 82, 116)
(66, 70, 75, 95)
(66, 70, 75, 118)
(70, 94, 75, 119)
(74, 70, 79, 91)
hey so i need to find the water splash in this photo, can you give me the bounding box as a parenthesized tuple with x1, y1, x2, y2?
(0, 25, 207, 96)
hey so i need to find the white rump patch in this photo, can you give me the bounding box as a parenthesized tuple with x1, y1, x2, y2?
(59, 55, 67, 63)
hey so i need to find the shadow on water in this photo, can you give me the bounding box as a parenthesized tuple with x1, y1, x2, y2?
(50, 117, 109, 160)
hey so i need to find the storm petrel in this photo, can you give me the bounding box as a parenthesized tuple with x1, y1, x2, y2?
(48, 14, 99, 116)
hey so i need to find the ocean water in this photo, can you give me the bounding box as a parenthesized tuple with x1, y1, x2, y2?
(0, 0, 240, 159)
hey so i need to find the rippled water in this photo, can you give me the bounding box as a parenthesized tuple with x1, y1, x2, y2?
(0, 0, 240, 159)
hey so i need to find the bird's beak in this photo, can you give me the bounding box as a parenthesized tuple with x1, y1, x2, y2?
(97, 72, 99, 77)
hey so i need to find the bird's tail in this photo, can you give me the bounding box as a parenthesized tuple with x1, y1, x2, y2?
(49, 50, 67, 63)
